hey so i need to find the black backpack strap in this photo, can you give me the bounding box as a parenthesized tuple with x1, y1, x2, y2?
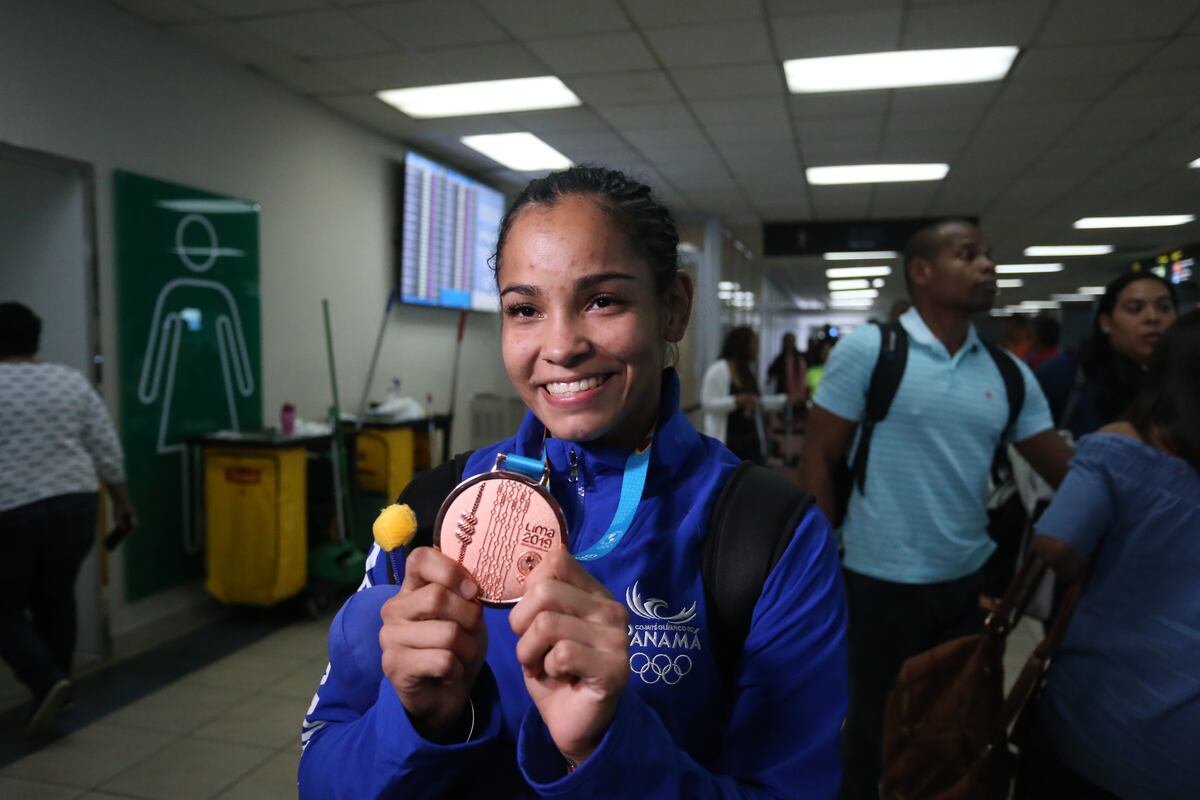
(850, 320, 908, 492)
(386, 450, 475, 581)
(703, 462, 815, 685)
(982, 342, 1025, 443)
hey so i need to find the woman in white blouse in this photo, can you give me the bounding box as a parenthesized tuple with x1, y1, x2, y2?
(701, 326, 786, 462)
(0, 302, 137, 734)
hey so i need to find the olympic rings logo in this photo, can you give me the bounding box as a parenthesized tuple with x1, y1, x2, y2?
(629, 652, 692, 685)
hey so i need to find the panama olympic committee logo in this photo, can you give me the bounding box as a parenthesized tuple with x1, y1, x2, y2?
(624, 581, 702, 685)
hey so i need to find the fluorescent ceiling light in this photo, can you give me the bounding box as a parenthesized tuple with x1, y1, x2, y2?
(718, 281, 739, 291)
(1190, 157, 1200, 168)
(995, 263, 1064, 274)
(377, 76, 579, 118)
(830, 289, 879, 300)
(826, 265, 893, 279)
(1019, 300, 1061, 310)
(828, 279, 870, 290)
(829, 299, 874, 309)
(784, 47, 1019, 93)
(1073, 215, 1195, 229)
(1078, 286, 1105, 295)
(1051, 293, 1098, 303)
(807, 164, 949, 185)
(872, 278, 886, 288)
(996, 278, 1024, 288)
(823, 251, 898, 260)
(989, 309, 1014, 317)
(460, 133, 572, 171)
(1024, 245, 1114, 257)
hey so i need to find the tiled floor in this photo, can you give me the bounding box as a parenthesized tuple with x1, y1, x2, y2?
(0, 615, 331, 800)
(0, 605, 1043, 799)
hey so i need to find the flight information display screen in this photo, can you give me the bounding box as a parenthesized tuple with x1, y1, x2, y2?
(399, 151, 506, 312)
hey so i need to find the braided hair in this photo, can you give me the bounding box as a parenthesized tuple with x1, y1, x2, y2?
(490, 166, 681, 296)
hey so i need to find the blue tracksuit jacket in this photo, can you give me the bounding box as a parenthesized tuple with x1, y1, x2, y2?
(298, 371, 848, 798)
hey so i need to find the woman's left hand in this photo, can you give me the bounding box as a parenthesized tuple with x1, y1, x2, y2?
(509, 546, 630, 768)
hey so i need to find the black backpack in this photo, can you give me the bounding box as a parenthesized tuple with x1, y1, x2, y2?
(833, 320, 1025, 526)
(393, 453, 814, 685)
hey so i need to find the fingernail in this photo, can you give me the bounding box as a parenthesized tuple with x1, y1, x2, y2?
(460, 578, 477, 598)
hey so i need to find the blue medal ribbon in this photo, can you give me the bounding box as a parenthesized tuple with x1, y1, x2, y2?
(499, 433, 653, 563)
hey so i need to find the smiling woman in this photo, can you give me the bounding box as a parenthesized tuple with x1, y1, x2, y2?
(298, 166, 849, 799)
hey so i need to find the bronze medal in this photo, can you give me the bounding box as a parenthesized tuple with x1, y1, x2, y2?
(433, 454, 568, 606)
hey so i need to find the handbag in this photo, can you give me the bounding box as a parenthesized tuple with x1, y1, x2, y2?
(880, 553, 1083, 800)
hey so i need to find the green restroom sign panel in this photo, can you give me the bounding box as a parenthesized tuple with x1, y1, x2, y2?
(115, 171, 262, 602)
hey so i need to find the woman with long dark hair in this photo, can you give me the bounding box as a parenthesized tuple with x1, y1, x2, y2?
(701, 326, 786, 463)
(1017, 309, 1200, 799)
(1035, 270, 1177, 438)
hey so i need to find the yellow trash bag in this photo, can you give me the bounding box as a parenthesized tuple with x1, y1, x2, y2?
(204, 447, 307, 605)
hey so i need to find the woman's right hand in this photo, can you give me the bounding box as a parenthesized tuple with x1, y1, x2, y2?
(380, 547, 488, 741)
(736, 393, 758, 411)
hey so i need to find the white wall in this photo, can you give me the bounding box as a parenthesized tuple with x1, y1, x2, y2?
(0, 0, 514, 642)
(0, 158, 90, 371)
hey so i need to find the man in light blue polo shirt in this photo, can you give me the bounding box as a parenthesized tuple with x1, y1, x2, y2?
(801, 220, 1072, 800)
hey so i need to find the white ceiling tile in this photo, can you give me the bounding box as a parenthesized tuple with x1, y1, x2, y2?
(316, 52, 445, 91)
(886, 110, 981, 134)
(254, 54, 351, 94)
(112, 0, 214, 23)
(801, 137, 884, 163)
(980, 101, 1089, 132)
(903, 1, 1050, 49)
(771, 8, 903, 59)
(350, 2, 510, 49)
(1058, 114, 1164, 144)
(691, 97, 790, 127)
(538, 129, 634, 152)
(191, 0, 324, 17)
(995, 74, 1121, 104)
(626, 0, 762, 28)
(671, 64, 785, 99)
(474, 0, 629, 38)
(790, 91, 889, 121)
(810, 186, 873, 219)
(1037, 0, 1197, 45)
(622, 126, 711, 149)
(889, 83, 999, 112)
(766, 0, 904, 13)
(564, 71, 678, 105)
(507, 107, 608, 134)
(408, 113, 525, 138)
(525, 32, 658, 76)
(1109, 70, 1200, 99)
(596, 103, 696, 130)
(1087, 94, 1199, 122)
(1142, 36, 1200, 71)
(877, 135, 967, 161)
(755, 200, 813, 222)
(421, 42, 547, 82)
(647, 145, 726, 169)
(869, 183, 940, 218)
(797, 115, 883, 144)
(240, 10, 394, 58)
(1010, 42, 1159, 79)
(705, 120, 795, 145)
(643, 21, 773, 68)
(719, 142, 803, 168)
(317, 94, 421, 138)
(172, 19, 285, 61)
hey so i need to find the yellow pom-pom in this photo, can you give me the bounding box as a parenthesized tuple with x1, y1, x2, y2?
(373, 503, 418, 552)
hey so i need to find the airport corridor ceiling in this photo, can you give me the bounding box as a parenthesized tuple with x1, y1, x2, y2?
(108, 0, 1200, 307)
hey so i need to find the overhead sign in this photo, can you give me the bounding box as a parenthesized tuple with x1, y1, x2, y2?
(763, 217, 979, 258)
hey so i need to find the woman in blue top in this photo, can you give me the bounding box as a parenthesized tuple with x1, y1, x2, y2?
(298, 167, 849, 798)
(1017, 309, 1200, 799)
